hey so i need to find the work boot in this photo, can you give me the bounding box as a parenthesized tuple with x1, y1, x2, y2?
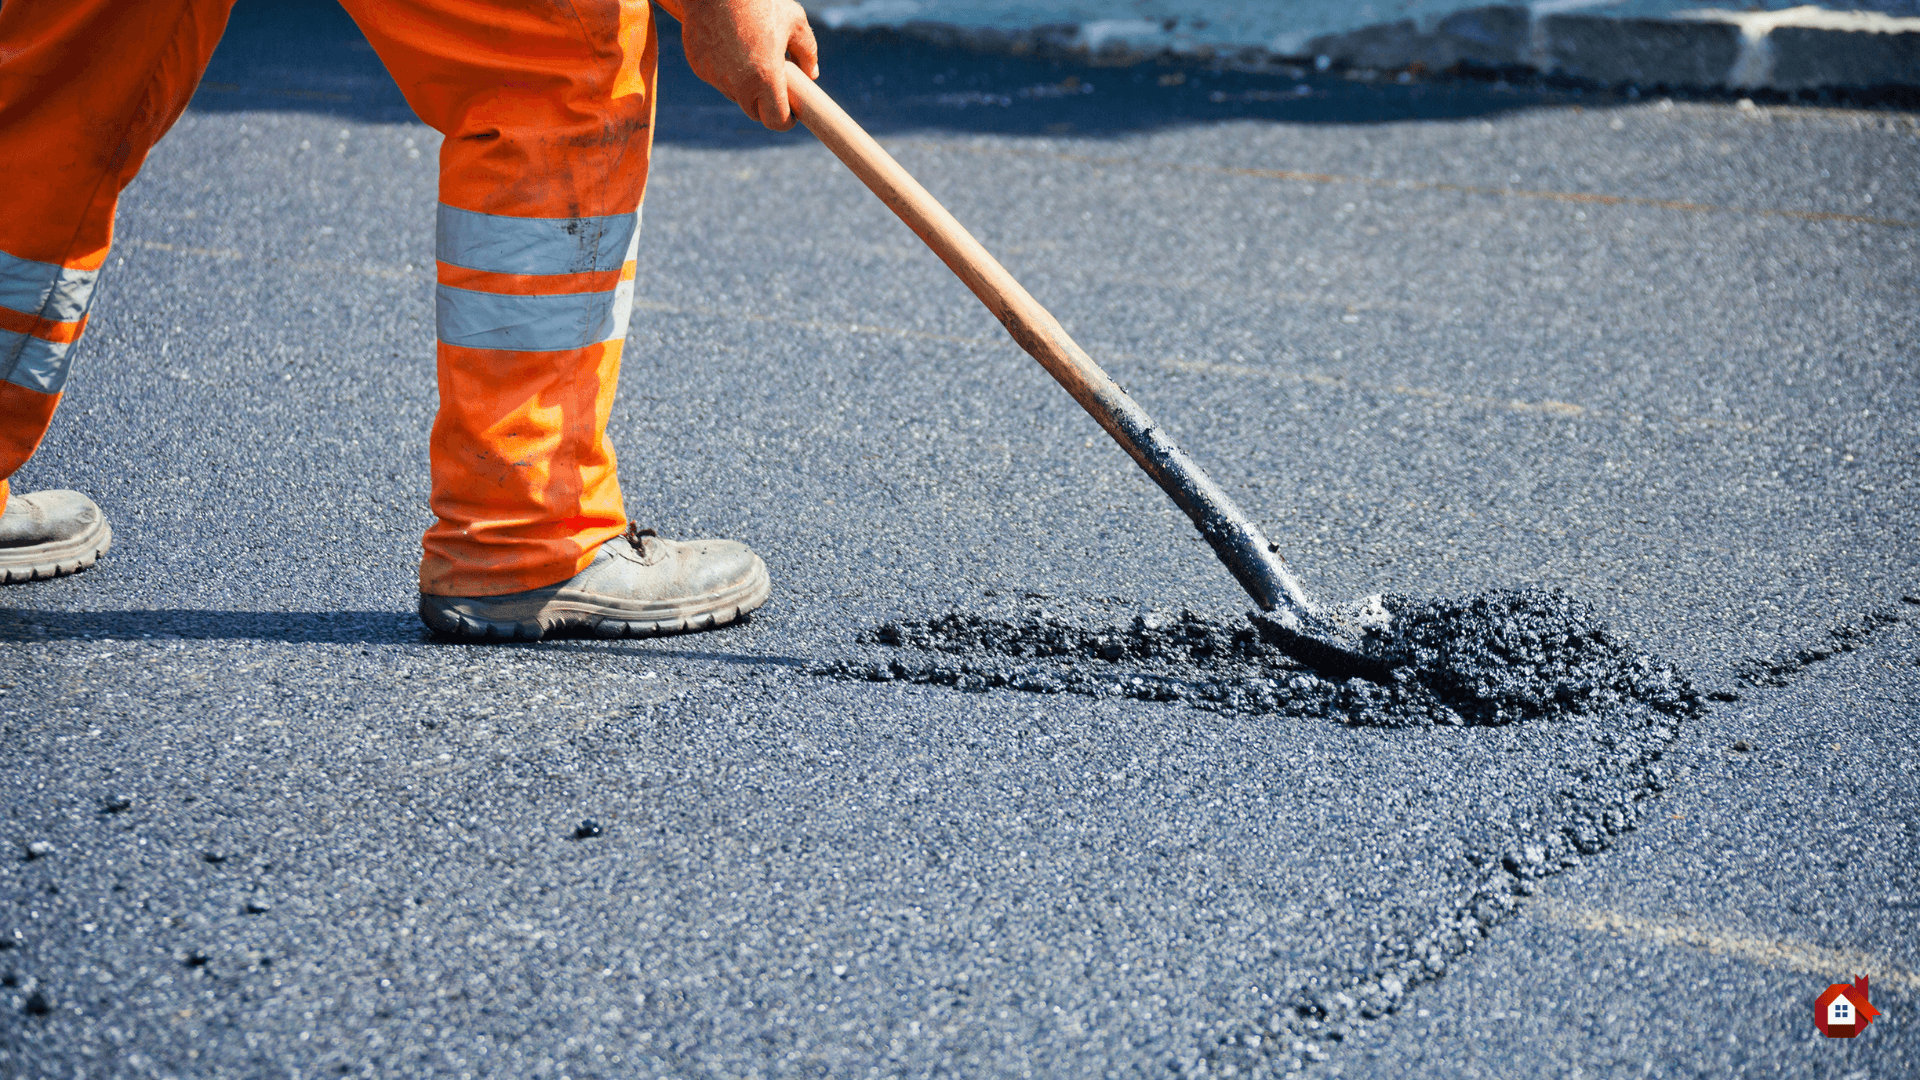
(0, 488, 113, 584)
(418, 524, 770, 641)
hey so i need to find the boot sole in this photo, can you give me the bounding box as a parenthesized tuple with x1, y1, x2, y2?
(418, 554, 771, 641)
(0, 519, 113, 585)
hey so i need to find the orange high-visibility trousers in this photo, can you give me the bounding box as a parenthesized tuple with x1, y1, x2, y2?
(0, 0, 658, 596)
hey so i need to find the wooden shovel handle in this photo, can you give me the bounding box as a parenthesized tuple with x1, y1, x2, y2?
(784, 64, 1318, 622)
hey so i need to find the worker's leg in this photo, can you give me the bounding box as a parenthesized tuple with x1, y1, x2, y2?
(0, 0, 233, 579)
(339, 0, 657, 598)
(340, 0, 767, 637)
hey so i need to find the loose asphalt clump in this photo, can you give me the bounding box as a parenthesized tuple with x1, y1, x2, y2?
(1348, 589, 1701, 726)
(818, 587, 1702, 731)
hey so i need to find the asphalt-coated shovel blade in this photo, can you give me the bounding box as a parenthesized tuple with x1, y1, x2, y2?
(1251, 595, 1398, 685)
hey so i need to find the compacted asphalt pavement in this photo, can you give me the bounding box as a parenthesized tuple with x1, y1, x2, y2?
(2, 4, 1915, 1077)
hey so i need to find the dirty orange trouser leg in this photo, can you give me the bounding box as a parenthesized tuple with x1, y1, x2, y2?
(341, 0, 658, 597)
(0, 0, 657, 596)
(0, 0, 236, 509)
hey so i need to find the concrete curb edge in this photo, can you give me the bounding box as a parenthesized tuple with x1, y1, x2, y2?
(808, 5, 1920, 92)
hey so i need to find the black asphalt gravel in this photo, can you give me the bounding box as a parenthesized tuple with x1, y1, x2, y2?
(1, 2, 1916, 1077)
(822, 588, 1701, 728)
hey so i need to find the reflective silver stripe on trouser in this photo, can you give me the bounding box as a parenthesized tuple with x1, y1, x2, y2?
(437, 205, 640, 275)
(0, 248, 100, 324)
(0, 248, 98, 393)
(435, 209, 642, 352)
(1, 332, 77, 394)
(438, 286, 635, 352)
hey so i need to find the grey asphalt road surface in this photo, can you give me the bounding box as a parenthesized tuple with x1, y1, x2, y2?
(2, 3, 1916, 1077)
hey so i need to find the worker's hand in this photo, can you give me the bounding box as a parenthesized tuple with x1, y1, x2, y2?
(659, 0, 819, 131)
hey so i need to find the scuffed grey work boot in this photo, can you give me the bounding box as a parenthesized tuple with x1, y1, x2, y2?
(0, 489, 112, 584)
(418, 524, 770, 641)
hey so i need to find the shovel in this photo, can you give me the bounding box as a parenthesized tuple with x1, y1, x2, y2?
(783, 64, 1389, 682)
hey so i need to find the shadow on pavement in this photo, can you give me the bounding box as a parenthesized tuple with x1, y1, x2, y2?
(0, 606, 807, 666)
(189, 0, 1570, 138)
(0, 606, 420, 644)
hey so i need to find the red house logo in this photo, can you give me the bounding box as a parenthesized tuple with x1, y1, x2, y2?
(1814, 976, 1880, 1038)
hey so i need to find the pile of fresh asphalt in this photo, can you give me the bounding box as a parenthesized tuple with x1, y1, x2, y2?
(819, 587, 1700, 731)
(813, 588, 1704, 1073)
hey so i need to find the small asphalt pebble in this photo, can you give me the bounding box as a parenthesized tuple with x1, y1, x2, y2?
(572, 819, 602, 840)
(22, 842, 53, 861)
(1731, 739, 1752, 752)
(22, 991, 49, 1016)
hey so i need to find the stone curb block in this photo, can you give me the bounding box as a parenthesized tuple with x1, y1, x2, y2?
(1541, 13, 1742, 88)
(813, 4, 1920, 92)
(1304, 7, 1533, 73)
(1768, 24, 1920, 89)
